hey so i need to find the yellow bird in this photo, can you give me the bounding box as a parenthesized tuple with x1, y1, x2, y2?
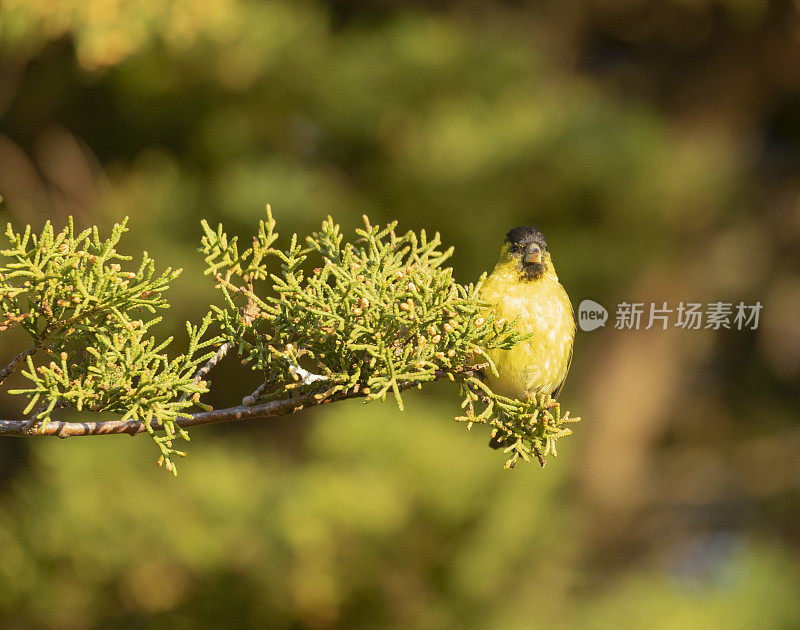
(479, 227, 575, 409)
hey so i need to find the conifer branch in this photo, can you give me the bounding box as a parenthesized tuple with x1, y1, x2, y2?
(0, 366, 484, 437)
(194, 342, 231, 381)
(0, 210, 581, 473)
(0, 342, 40, 385)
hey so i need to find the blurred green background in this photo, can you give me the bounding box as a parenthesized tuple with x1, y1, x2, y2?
(2, 0, 800, 628)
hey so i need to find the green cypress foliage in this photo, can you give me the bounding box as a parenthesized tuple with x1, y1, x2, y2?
(0, 210, 580, 472)
(201, 208, 580, 470)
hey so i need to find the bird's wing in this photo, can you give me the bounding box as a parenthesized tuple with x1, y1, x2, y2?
(551, 299, 575, 400)
(551, 345, 572, 400)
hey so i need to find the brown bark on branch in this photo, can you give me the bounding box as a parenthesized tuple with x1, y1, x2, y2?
(0, 343, 40, 386)
(0, 367, 484, 438)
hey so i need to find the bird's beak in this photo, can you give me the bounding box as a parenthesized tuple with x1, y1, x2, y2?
(524, 248, 542, 264)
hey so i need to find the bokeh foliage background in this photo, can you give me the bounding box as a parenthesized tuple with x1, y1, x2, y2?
(1, 0, 800, 627)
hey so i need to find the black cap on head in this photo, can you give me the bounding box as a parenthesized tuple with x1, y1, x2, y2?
(505, 226, 547, 249)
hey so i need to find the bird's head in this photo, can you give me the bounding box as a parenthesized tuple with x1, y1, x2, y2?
(500, 226, 552, 281)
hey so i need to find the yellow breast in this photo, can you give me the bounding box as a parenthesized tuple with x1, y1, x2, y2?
(479, 259, 575, 400)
